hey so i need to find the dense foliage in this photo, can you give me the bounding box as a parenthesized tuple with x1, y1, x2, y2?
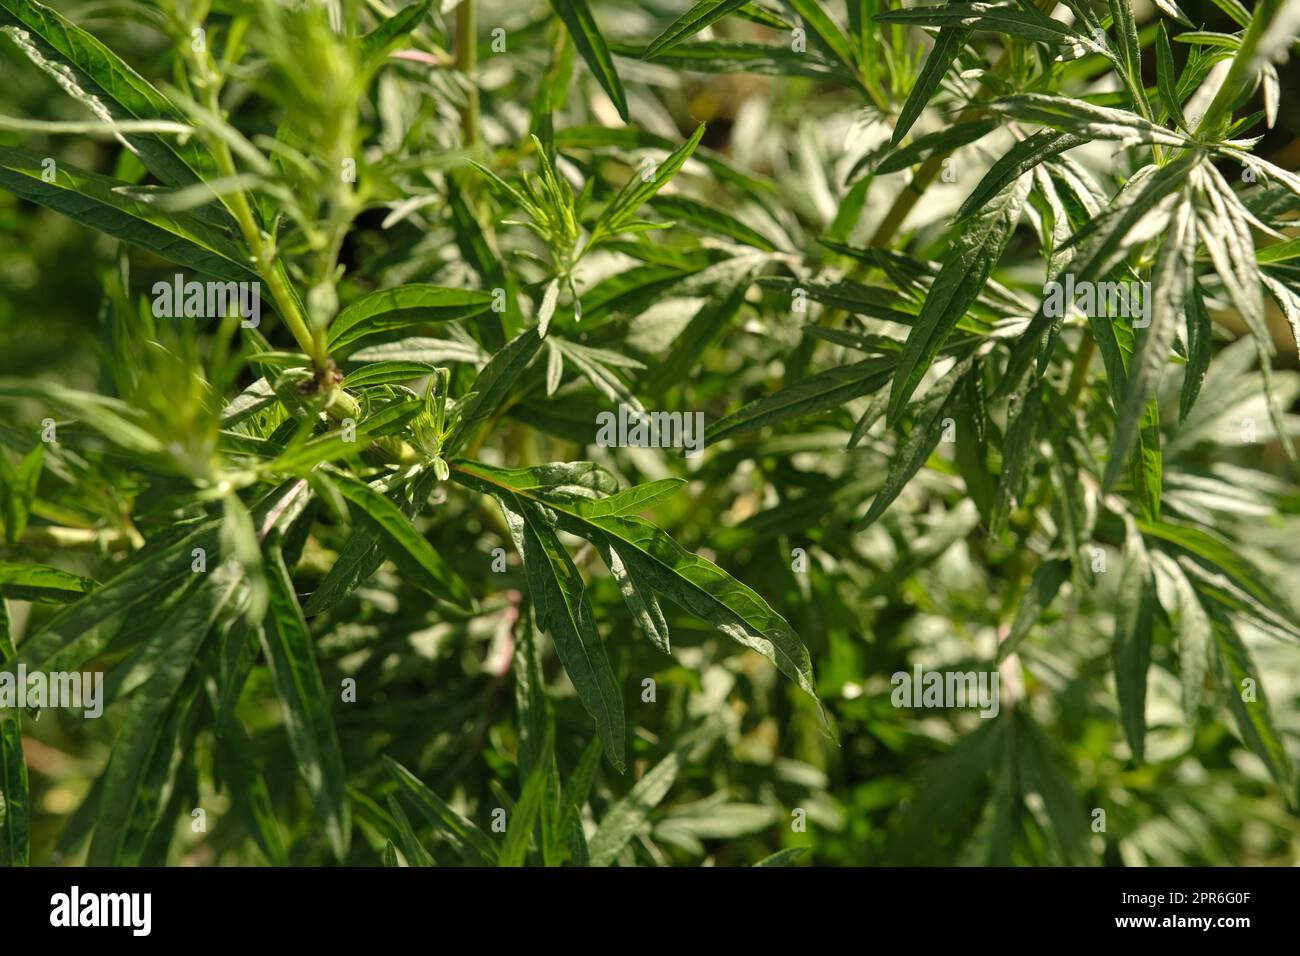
(1, 0, 1300, 867)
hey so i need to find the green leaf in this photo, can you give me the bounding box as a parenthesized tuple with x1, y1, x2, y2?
(1139, 518, 1300, 640)
(498, 732, 553, 867)
(444, 327, 543, 456)
(88, 560, 242, 865)
(597, 538, 671, 653)
(1155, 23, 1189, 130)
(268, 398, 424, 474)
(1113, 520, 1155, 763)
(1213, 621, 1295, 799)
(212, 707, 290, 866)
(1180, 282, 1212, 421)
(492, 489, 626, 771)
(586, 124, 706, 249)
(0, 0, 215, 186)
(888, 20, 969, 147)
(1107, 0, 1157, 121)
(779, 0, 860, 76)
(888, 175, 1029, 423)
(0, 146, 255, 282)
(956, 130, 1084, 221)
(1016, 712, 1092, 865)
(0, 561, 95, 603)
(1105, 196, 1195, 491)
(304, 470, 439, 615)
(998, 557, 1070, 662)
(0, 441, 42, 547)
(341, 361, 439, 389)
(587, 744, 685, 865)
(651, 194, 777, 250)
(328, 285, 496, 353)
(0, 600, 28, 866)
(549, 0, 629, 122)
(614, 39, 852, 79)
(988, 93, 1190, 147)
(644, 0, 751, 58)
(649, 283, 749, 392)
(875, 119, 999, 175)
(754, 846, 808, 866)
(875, 2, 1085, 47)
(1150, 550, 1210, 724)
(860, 355, 975, 529)
(328, 470, 475, 609)
(359, 0, 432, 68)
(455, 461, 820, 705)
(260, 538, 350, 862)
(384, 795, 434, 866)
(383, 757, 498, 864)
(707, 358, 893, 444)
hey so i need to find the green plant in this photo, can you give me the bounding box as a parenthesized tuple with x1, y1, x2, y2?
(0, 0, 1299, 867)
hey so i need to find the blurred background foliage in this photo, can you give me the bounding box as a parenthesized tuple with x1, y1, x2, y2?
(2, 0, 1300, 866)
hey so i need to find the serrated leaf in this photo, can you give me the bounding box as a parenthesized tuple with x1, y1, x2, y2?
(957, 130, 1084, 221)
(989, 94, 1190, 147)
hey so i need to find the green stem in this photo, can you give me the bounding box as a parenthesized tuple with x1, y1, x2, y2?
(189, 44, 325, 373)
(455, 0, 479, 147)
(1194, 0, 1282, 137)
